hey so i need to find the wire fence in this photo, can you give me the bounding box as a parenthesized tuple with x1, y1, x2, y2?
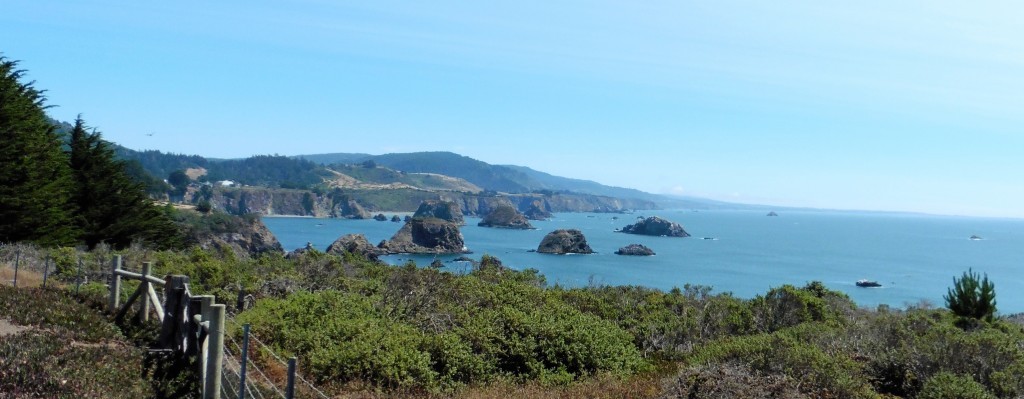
(2, 244, 332, 399)
(225, 316, 331, 399)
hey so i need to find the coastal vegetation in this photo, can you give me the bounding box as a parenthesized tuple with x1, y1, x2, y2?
(4, 243, 1024, 398)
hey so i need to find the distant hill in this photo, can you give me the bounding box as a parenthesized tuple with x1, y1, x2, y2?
(297, 151, 757, 210)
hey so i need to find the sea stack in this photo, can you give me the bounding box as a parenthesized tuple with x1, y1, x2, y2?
(378, 200, 469, 254)
(478, 204, 534, 229)
(537, 229, 594, 254)
(619, 216, 690, 237)
(326, 233, 384, 260)
(615, 244, 655, 256)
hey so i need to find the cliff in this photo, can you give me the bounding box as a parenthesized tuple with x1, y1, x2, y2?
(176, 211, 284, 256)
(206, 186, 657, 218)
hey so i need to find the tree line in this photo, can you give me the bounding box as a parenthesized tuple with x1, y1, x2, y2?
(0, 56, 178, 249)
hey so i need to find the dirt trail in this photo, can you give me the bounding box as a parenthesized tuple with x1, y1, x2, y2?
(0, 318, 32, 337)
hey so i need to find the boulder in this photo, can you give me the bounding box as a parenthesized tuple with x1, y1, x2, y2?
(477, 204, 534, 229)
(767, 211, 779, 217)
(537, 229, 593, 254)
(326, 233, 384, 260)
(373, 213, 388, 221)
(619, 216, 690, 237)
(379, 217, 470, 254)
(615, 244, 655, 256)
(413, 200, 464, 225)
(391, 215, 402, 222)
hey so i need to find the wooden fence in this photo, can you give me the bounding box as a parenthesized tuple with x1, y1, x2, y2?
(108, 255, 227, 399)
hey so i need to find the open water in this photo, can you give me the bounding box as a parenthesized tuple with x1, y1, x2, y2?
(263, 210, 1024, 312)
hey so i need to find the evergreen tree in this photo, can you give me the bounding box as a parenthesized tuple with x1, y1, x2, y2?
(66, 117, 180, 249)
(0, 57, 78, 246)
(944, 268, 997, 322)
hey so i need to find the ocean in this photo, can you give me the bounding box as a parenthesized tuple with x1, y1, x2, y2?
(262, 210, 1024, 313)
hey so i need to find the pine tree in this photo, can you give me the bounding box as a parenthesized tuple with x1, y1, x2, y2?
(66, 117, 180, 249)
(944, 268, 997, 322)
(0, 57, 79, 246)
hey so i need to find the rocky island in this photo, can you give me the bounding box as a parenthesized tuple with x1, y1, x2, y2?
(326, 233, 385, 260)
(615, 244, 655, 256)
(537, 229, 594, 254)
(618, 216, 690, 237)
(477, 204, 534, 229)
(378, 200, 469, 254)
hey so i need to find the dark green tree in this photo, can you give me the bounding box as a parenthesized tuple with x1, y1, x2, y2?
(66, 117, 180, 249)
(167, 169, 190, 200)
(944, 268, 997, 322)
(0, 57, 79, 246)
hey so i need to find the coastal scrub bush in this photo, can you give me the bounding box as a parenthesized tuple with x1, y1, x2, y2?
(750, 281, 854, 333)
(688, 325, 877, 398)
(918, 372, 996, 399)
(945, 268, 997, 322)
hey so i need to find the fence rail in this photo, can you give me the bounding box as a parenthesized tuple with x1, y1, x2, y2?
(2, 247, 321, 399)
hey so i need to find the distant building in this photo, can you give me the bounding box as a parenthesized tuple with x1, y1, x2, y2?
(217, 180, 235, 187)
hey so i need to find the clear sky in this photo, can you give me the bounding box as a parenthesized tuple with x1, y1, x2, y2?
(3, 1, 1022, 218)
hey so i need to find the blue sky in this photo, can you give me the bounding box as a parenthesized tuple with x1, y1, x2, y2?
(3, 1, 1022, 218)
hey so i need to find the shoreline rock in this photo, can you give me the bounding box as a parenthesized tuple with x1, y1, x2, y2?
(326, 233, 384, 260)
(537, 229, 594, 254)
(615, 244, 655, 256)
(478, 204, 534, 229)
(619, 216, 690, 237)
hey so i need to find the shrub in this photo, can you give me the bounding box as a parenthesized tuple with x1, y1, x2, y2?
(945, 268, 997, 322)
(918, 372, 996, 399)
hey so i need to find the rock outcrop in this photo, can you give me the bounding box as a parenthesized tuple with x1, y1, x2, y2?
(537, 229, 593, 254)
(379, 217, 469, 254)
(615, 244, 655, 256)
(326, 233, 384, 260)
(477, 204, 534, 229)
(374, 213, 388, 221)
(391, 215, 401, 222)
(187, 213, 284, 256)
(413, 200, 465, 225)
(767, 211, 779, 217)
(523, 200, 553, 220)
(335, 199, 371, 219)
(619, 216, 690, 237)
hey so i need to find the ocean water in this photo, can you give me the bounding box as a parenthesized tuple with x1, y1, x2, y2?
(263, 210, 1024, 313)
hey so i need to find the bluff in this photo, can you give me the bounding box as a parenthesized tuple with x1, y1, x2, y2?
(537, 229, 594, 254)
(619, 216, 690, 237)
(477, 204, 534, 229)
(209, 187, 370, 218)
(412, 200, 464, 225)
(177, 211, 283, 256)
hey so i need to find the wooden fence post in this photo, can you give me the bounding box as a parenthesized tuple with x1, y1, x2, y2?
(12, 250, 19, 288)
(286, 357, 297, 399)
(204, 304, 225, 399)
(139, 262, 153, 323)
(109, 255, 122, 314)
(42, 256, 50, 288)
(75, 258, 84, 294)
(238, 324, 250, 399)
